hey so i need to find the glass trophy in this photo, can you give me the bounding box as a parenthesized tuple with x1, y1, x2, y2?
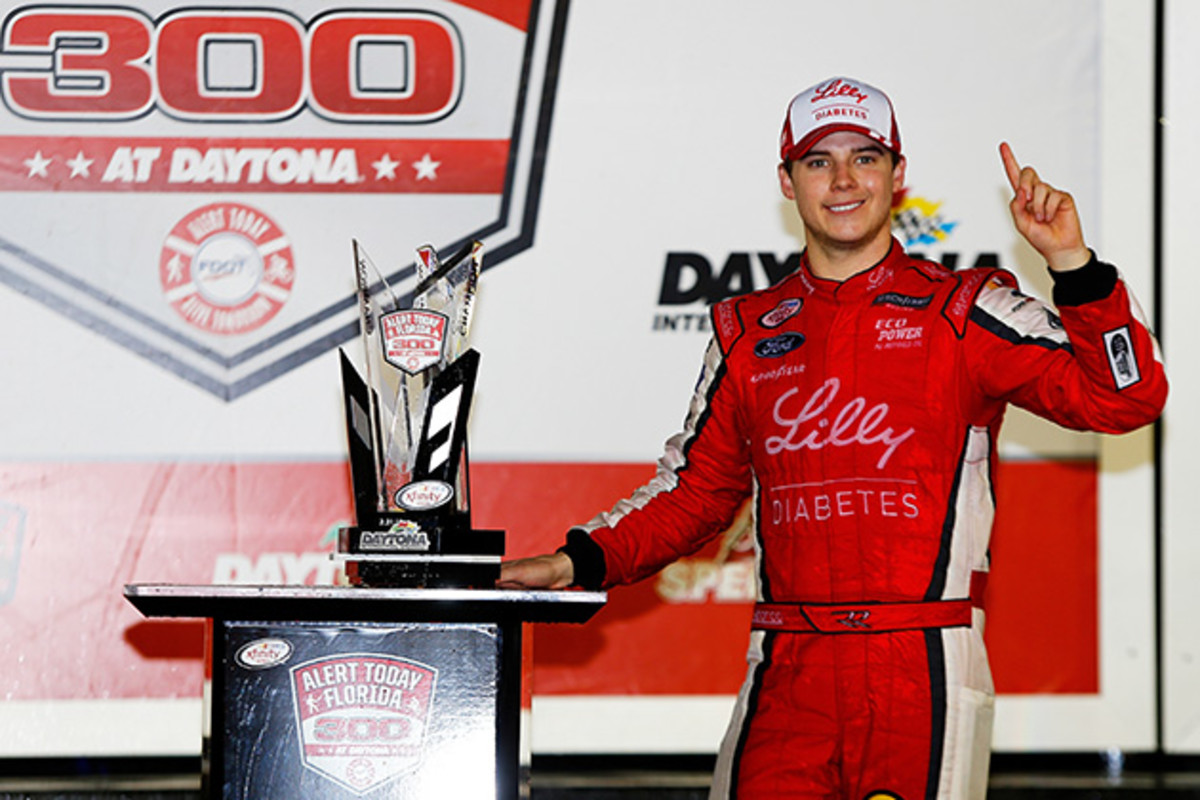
(335, 240, 504, 588)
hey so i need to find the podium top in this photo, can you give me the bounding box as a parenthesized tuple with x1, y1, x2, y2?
(124, 584, 606, 625)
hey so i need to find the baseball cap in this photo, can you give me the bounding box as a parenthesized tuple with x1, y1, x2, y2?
(779, 76, 901, 163)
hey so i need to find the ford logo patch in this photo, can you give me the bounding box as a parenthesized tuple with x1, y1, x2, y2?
(754, 332, 806, 358)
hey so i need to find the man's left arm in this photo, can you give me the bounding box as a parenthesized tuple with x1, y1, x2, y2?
(971, 145, 1168, 430)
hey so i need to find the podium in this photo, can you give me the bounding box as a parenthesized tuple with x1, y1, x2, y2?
(124, 584, 605, 800)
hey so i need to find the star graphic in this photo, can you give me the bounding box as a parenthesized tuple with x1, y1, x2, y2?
(24, 151, 51, 178)
(412, 153, 440, 181)
(372, 153, 400, 180)
(66, 151, 93, 179)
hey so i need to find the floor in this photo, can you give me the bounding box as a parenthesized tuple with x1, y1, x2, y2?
(2, 755, 1200, 798)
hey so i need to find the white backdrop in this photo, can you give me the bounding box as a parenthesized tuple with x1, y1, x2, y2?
(0, 0, 1175, 757)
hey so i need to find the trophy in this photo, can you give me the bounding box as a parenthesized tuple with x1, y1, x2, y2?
(334, 239, 504, 588)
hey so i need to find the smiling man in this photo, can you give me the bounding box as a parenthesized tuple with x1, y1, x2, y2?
(778, 79, 904, 279)
(780, 128, 902, 278)
(499, 76, 1168, 799)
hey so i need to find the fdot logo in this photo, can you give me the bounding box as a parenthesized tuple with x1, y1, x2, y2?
(161, 203, 294, 336)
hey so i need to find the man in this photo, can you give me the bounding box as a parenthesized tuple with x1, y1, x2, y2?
(498, 77, 1167, 799)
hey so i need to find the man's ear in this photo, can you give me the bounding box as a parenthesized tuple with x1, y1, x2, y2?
(892, 155, 907, 191)
(778, 162, 796, 200)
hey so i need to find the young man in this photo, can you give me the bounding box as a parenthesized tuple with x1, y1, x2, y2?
(498, 77, 1167, 799)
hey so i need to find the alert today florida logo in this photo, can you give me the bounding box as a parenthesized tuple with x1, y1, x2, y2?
(291, 653, 438, 795)
(0, 1, 567, 399)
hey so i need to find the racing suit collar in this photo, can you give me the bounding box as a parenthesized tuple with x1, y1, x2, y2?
(798, 237, 904, 300)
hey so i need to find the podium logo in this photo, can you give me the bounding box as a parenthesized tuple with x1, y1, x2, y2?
(291, 653, 438, 795)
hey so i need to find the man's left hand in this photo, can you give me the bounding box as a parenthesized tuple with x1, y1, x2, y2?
(1000, 141, 1091, 272)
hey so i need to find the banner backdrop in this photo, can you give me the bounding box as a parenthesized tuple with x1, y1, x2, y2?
(0, 0, 1161, 756)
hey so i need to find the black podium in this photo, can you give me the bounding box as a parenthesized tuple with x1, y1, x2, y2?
(124, 584, 604, 800)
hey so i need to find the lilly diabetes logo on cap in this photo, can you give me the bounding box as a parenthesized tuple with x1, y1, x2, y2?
(780, 76, 901, 162)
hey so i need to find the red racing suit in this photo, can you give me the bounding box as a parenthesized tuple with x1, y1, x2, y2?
(561, 240, 1167, 800)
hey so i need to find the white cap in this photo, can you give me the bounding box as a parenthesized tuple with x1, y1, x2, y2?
(780, 76, 901, 162)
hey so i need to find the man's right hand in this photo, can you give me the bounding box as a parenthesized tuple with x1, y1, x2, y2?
(496, 551, 575, 590)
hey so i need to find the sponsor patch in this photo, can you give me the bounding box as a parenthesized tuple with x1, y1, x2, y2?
(749, 363, 806, 384)
(291, 654, 437, 795)
(753, 331, 805, 359)
(874, 317, 925, 349)
(872, 292, 932, 310)
(866, 266, 893, 289)
(769, 481, 920, 525)
(236, 638, 293, 669)
(758, 298, 802, 328)
(1008, 289, 1036, 315)
(751, 607, 784, 628)
(765, 378, 915, 470)
(836, 610, 872, 629)
(1103, 326, 1141, 390)
(714, 301, 741, 346)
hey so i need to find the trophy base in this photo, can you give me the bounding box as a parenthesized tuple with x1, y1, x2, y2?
(339, 524, 505, 556)
(335, 554, 501, 589)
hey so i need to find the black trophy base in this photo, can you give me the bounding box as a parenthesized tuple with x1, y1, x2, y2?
(336, 524, 505, 589)
(341, 556, 501, 589)
(340, 524, 506, 556)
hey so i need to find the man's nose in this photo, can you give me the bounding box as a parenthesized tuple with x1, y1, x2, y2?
(831, 160, 856, 188)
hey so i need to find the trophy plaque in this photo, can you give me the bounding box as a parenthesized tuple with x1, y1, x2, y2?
(335, 240, 504, 588)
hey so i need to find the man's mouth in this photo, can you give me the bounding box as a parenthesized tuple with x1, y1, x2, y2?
(827, 200, 865, 213)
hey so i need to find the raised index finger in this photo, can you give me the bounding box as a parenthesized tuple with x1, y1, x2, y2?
(999, 141, 1021, 191)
